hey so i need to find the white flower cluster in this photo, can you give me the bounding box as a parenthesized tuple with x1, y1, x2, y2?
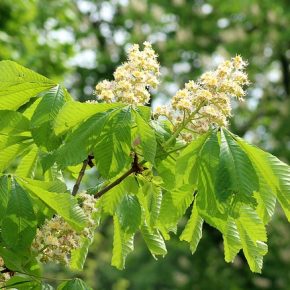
(155, 56, 249, 136)
(32, 192, 98, 266)
(95, 42, 160, 105)
(0, 257, 12, 286)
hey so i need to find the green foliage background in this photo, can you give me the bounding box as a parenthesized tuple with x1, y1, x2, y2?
(1, 0, 290, 289)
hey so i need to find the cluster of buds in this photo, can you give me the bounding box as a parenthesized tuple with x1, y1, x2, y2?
(95, 42, 160, 105)
(31, 192, 98, 266)
(155, 55, 249, 136)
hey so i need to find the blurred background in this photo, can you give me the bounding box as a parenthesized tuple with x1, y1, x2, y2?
(1, 0, 290, 289)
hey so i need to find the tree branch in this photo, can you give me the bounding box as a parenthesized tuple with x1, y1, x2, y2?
(72, 155, 94, 196)
(94, 153, 145, 199)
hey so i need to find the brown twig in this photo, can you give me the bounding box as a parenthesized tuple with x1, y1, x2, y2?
(72, 155, 94, 196)
(94, 153, 145, 199)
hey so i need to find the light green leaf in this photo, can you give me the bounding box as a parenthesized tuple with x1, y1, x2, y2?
(0, 60, 56, 110)
(15, 145, 38, 178)
(236, 136, 289, 222)
(70, 237, 94, 270)
(31, 86, 69, 151)
(116, 194, 141, 234)
(180, 201, 203, 254)
(0, 142, 33, 173)
(141, 224, 167, 257)
(216, 129, 258, 204)
(57, 278, 92, 290)
(54, 101, 123, 135)
(134, 110, 156, 163)
(94, 107, 132, 178)
(0, 110, 30, 134)
(1, 179, 37, 250)
(100, 183, 125, 215)
(237, 221, 268, 273)
(112, 215, 134, 270)
(17, 178, 87, 231)
(223, 217, 242, 262)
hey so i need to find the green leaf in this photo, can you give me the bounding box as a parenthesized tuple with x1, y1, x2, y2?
(0, 246, 24, 272)
(0, 142, 33, 173)
(112, 215, 134, 269)
(158, 185, 195, 229)
(236, 136, 289, 222)
(31, 86, 69, 151)
(180, 201, 203, 254)
(57, 278, 92, 290)
(15, 145, 38, 177)
(1, 179, 37, 250)
(17, 178, 87, 231)
(134, 110, 156, 163)
(70, 237, 93, 271)
(0, 60, 56, 110)
(116, 194, 141, 234)
(54, 101, 123, 135)
(5, 276, 41, 290)
(237, 219, 268, 273)
(138, 179, 162, 229)
(176, 132, 210, 186)
(223, 217, 242, 262)
(216, 129, 258, 204)
(55, 112, 111, 168)
(0, 175, 10, 223)
(0, 110, 30, 134)
(141, 224, 167, 257)
(94, 107, 132, 178)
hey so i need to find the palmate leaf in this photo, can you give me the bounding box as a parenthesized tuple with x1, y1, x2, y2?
(116, 194, 141, 234)
(0, 110, 30, 134)
(17, 177, 87, 231)
(15, 144, 38, 178)
(216, 129, 258, 205)
(0, 141, 33, 173)
(30, 85, 70, 151)
(112, 215, 134, 270)
(1, 178, 37, 251)
(99, 183, 125, 215)
(0, 176, 10, 223)
(70, 236, 94, 271)
(54, 101, 123, 135)
(137, 179, 162, 229)
(180, 200, 203, 254)
(94, 107, 132, 178)
(134, 109, 157, 163)
(141, 224, 167, 257)
(55, 112, 111, 168)
(236, 135, 290, 222)
(0, 60, 56, 110)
